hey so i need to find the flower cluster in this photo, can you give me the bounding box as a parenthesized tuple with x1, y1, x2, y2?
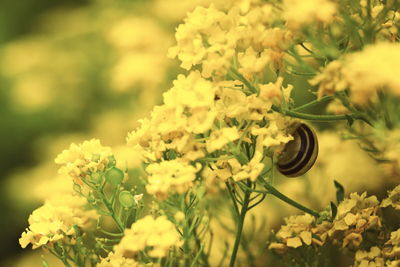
(269, 185, 400, 265)
(311, 42, 400, 106)
(19, 194, 98, 249)
(127, 69, 296, 197)
(112, 215, 182, 258)
(168, 4, 292, 79)
(145, 159, 201, 199)
(55, 139, 114, 185)
(269, 191, 383, 251)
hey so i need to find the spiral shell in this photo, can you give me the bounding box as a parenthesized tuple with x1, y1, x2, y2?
(277, 123, 318, 177)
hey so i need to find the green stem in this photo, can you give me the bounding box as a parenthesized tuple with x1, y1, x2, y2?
(229, 183, 251, 267)
(226, 182, 240, 216)
(228, 68, 258, 94)
(100, 191, 125, 232)
(242, 182, 319, 217)
(271, 105, 363, 122)
(293, 95, 334, 111)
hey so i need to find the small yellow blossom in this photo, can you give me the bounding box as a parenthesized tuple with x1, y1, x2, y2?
(114, 215, 182, 258)
(269, 213, 316, 250)
(19, 194, 98, 249)
(206, 127, 240, 152)
(329, 192, 381, 248)
(382, 228, 400, 259)
(55, 139, 113, 184)
(313, 43, 400, 105)
(98, 251, 140, 267)
(283, 0, 336, 29)
(354, 246, 385, 267)
(145, 159, 201, 199)
(381, 185, 400, 210)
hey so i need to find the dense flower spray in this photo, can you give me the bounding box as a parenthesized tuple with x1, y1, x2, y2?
(18, 0, 400, 266)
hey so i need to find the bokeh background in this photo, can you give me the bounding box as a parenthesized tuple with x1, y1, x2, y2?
(1, 0, 394, 266)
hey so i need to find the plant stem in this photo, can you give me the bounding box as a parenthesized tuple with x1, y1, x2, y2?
(293, 95, 334, 111)
(238, 182, 319, 217)
(100, 191, 125, 232)
(228, 68, 258, 94)
(229, 183, 251, 267)
(271, 105, 363, 122)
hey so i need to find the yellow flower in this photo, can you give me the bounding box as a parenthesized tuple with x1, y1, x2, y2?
(381, 184, 400, 210)
(329, 192, 381, 249)
(238, 47, 270, 78)
(269, 213, 317, 249)
(232, 135, 265, 181)
(98, 251, 140, 267)
(169, 3, 292, 79)
(114, 215, 182, 258)
(354, 246, 385, 267)
(145, 159, 201, 199)
(314, 43, 400, 105)
(206, 127, 240, 153)
(19, 194, 98, 249)
(55, 139, 113, 184)
(343, 42, 400, 105)
(283, 0, 336, 29)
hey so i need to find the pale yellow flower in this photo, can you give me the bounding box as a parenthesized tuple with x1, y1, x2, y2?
(98, 251, 140, 267)
(269, 213, 316, 250)
(283, 0, 336, 29)
(145, 159, 201, 199)
(329, 192, 381, 248)
(114, 215, 182, 258)
(381, 185, 400, 210)
(206, 127, 240, 153)
(55, 139, 113, 184)
(343, 43, 400, 105)
(354, 246, 385, 267)
(19, 194, 98, 249)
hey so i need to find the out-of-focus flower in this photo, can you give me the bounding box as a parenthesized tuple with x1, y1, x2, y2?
(19, 194, 98, 249)
(206, 127, 239, 153)
(145, 159, 201, 199)
(312, 43, 400, 105)
(98, 251, 140, 267)
(114, 215, 182, 258)
(282, 0, 336, 29)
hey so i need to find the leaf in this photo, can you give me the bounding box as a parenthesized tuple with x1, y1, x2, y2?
(334, 180, 345, 204)
(330, 201, 338, 219)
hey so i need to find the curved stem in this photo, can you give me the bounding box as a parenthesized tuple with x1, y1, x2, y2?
(271, 105, 364, 122)
(238, 182, 319, 217)
(228, 68, 258, 94)
(293, 95, 334, 111)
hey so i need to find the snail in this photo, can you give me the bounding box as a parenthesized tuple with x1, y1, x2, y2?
(277, 123, 318, 177)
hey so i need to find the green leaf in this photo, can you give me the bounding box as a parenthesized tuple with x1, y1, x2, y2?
(334, 180, 345, 204)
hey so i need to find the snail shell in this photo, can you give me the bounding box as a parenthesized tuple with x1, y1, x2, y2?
(277, 123, 318, 177)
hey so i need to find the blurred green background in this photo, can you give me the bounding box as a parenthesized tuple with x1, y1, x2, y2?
(0, 0, 89, 262)
(0, 0, 182, 264)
